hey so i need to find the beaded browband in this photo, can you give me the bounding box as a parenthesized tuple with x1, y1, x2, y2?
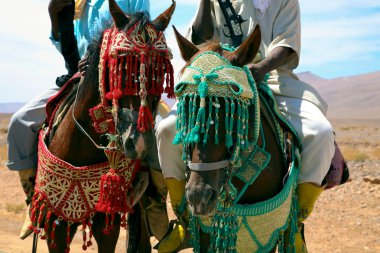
(90, 20, 175, 134)
(173, 50, 260, 164)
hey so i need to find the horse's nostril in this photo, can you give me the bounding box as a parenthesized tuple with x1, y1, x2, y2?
(204, 187, 214, 203)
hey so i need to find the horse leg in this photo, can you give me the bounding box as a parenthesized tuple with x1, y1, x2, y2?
(126, 203, 151, 253)
(126, 205, 141, 253)
(92, 213, 121, 253)
(45, 215, 79, 253)
(138, 201, 152, 253)
(199, 231, 210, 253)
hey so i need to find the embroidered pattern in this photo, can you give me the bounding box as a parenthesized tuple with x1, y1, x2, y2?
(32, 131, 139, 223)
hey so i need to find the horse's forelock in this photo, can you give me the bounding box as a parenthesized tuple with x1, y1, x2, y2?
(123, 12, 149, 32)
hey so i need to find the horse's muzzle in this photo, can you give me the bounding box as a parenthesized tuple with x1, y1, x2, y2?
(185, 183, 217, 216)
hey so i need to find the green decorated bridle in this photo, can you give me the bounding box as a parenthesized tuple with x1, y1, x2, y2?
(173, 48, 260, 168)
(173, 47, 264, 252)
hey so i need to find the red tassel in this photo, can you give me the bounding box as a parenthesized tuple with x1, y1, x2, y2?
(45, 210, 52, 233)
(30, 193, 42, 223)
(120, 213, 127, 229)
(87, 220, 93, 247)
(165, 58, 175, 98)
(137, 105, 154, 132)
(133, 56, 139, 93)
(118, 58, 124, 92)
(113, 88, 123, 100)
(128, 56, 133, 90)
(95, 168, 128, 214)
(37, 203, 46, 231)
(50, 220, 58, 249)
(82, 220, 87, 250)
(65, 224, 71, 253)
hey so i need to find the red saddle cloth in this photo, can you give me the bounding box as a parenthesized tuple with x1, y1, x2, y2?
(45, 73, 82, 126)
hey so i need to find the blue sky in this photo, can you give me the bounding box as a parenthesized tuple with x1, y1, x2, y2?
(0, 0, 379, 103)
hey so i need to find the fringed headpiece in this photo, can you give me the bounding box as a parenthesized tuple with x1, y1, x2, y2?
(89, 19, 175, 235)
(173, 49, 260, 164)
(91, 20, 175, 134)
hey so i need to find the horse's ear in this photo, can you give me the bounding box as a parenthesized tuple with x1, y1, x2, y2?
(173, 25, 199, 62)
(109, 0, 130, 28)
(152, 0, 176, 31)
(227, 25, 261, 67)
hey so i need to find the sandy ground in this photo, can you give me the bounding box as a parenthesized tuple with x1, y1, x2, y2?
(0, 115, 379, 252)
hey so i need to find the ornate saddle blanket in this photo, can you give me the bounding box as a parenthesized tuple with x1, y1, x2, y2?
(32, 130, 139, 223)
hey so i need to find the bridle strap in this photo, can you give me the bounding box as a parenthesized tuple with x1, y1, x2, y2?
(187, 160, 230, 171)
(71, 80, 117, 151)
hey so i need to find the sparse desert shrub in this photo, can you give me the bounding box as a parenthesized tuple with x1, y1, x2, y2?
(6, 203, 25, 213)
(372, 147, 380, 159)
(0, 144, 7, 162)
(0, 127, 7, 134)
(339, 126, 353, 131)
(341, 146, 369, 162)
(352, 153, 369, 162)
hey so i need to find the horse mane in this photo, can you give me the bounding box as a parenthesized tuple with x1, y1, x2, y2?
(76, 40, 102, 103)
(127, 11, 167, 33)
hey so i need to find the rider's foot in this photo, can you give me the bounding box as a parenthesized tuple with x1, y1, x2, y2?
(156, 220, 185, 253)
(294, 223, 308, 253)
(19, 205, 33, 240)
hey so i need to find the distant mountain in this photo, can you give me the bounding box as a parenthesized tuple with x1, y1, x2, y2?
(297, 71, 327, 84)
(0, 103, 24, 114)
(1, 71, 379, 120)
(296, 70, 380, 120)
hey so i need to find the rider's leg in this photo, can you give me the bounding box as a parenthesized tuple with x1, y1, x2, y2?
(18, 169, 36, 239)
(276, 96, 335, 252)
(147, 168, 170, 240)
(141, 130, 170, 241)
(155, 112, 187, 252)
(6, 86, 59, 239)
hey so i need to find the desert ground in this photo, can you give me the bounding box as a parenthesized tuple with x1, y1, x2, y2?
(0, 114, 379, 253)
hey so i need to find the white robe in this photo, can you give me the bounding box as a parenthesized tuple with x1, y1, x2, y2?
(187, 0, 328, 114)
(157, 0, 335, 185)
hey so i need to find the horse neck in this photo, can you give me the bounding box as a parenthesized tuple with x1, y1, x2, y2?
(232, 103, 287, 204)
(47, 81, 107, 166)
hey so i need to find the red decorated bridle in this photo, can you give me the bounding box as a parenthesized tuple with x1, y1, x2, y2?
(88, 20, 174, 139)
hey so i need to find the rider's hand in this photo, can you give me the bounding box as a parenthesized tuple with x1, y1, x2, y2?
(247, 63, 266, 85)
(78, 56, 89, 76)
(48, 0, 72, 16)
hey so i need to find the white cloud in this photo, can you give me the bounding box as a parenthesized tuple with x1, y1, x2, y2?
(300, 0, 380, 13)
(1, 1, 379, 102)
(299, 1, 380, 73)
(0, 1, 66, 102)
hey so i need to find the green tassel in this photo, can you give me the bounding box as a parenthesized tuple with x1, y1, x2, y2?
(197, 107, 206, 134)
(188, 125, 201, 143)
(214, 97, 220, 145)
(225, 98, 233, 148)
(173, 130, 184, 144)
(189, 215, 201, 253)
(203, 99, 213, 144)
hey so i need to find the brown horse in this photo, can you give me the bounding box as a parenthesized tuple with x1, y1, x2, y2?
(29, 1, 176, 252)
(172, 26, 300, 252)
